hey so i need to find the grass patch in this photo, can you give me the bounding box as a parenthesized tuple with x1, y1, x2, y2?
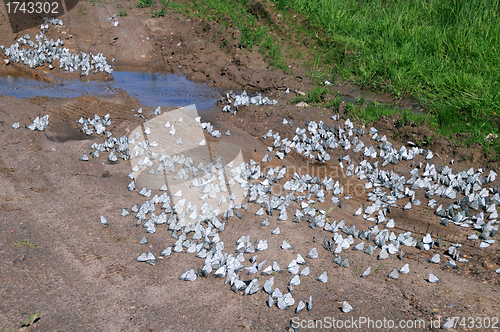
(271, 0, 500, 147)
(347, 102, 429, 126)
(306, 86, 328, 104)
(159, 0, 183, 12)
(20, 313, 39, 327)
(291, 87, 327, 104)
(14, 239, 37, 248)
(161, 0, 499, 156)
(292, 86, 341, 109)
(164, 0, 288, 71)
(151, 7, 165, 17)
(137, 0, 154, 8)
(6, 312, 40, 332)
(482, 139, 500, 162)
(343, 100, 500, 160)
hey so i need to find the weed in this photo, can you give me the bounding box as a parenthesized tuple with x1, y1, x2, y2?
(14, 239, 37, 248)
(345, 102, 354, 113)
(137, 0, 154, 8)
(306, 86, 328, 104)
(260, 35, 288, 71)
(152, 6, 166, 17)
(325, 96, 340, 110)
(118, 10, 128, 17)
(373, 263, 387, 273)
(325, 203, 336, 223)
(354, 96, 365, 106)
(291, 95, 305, 104)
(240, 26, 266, 50)
(20, 313, 39, 327)
(160, 0, 182, 11)
(482, 140, 500, 162)
(424, 135, 435, 146)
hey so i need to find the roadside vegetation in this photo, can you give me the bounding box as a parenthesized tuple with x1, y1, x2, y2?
(141, 0, 499, 161)
(14, 239, 37, 248)
(276, 0, 499, 147)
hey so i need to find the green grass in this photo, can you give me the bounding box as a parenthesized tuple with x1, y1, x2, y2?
(20, 313, 39, 327)
(373, 263, 387, 273)
(345, 101, 500, 160)
(159, 0, 288, 71)
(5, 312, 40, 331)
(159, 0, 499, 159)
(151, 7, 165, 17)
(14, 239, 37, 248)
(272, 0, 500, 146)
(292, 86, 330, 104)
(159, 0, 183, 12)
(137, 0, 154, 8)
(347, 102, 429, 127)
(306, 86, 328, 103)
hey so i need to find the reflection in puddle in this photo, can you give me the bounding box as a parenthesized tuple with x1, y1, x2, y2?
(0, 71, 223, 109)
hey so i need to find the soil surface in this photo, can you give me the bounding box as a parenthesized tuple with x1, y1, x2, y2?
(0, 1, 499, 331)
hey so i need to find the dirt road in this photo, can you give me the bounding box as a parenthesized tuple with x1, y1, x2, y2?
(0, 1, 499, 331)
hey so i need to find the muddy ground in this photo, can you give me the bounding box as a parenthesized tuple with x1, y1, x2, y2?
(0, 1, 499, 331)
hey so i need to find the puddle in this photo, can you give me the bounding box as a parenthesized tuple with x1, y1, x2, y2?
(0, 70, 223, 110)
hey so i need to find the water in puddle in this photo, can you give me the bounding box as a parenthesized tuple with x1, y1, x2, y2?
(0, 71, 223, 110)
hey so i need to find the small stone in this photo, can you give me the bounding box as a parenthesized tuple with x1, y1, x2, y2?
(295, 102, 309, 107)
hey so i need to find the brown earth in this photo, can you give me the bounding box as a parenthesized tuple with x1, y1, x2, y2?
(0, 1, 499, 331)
